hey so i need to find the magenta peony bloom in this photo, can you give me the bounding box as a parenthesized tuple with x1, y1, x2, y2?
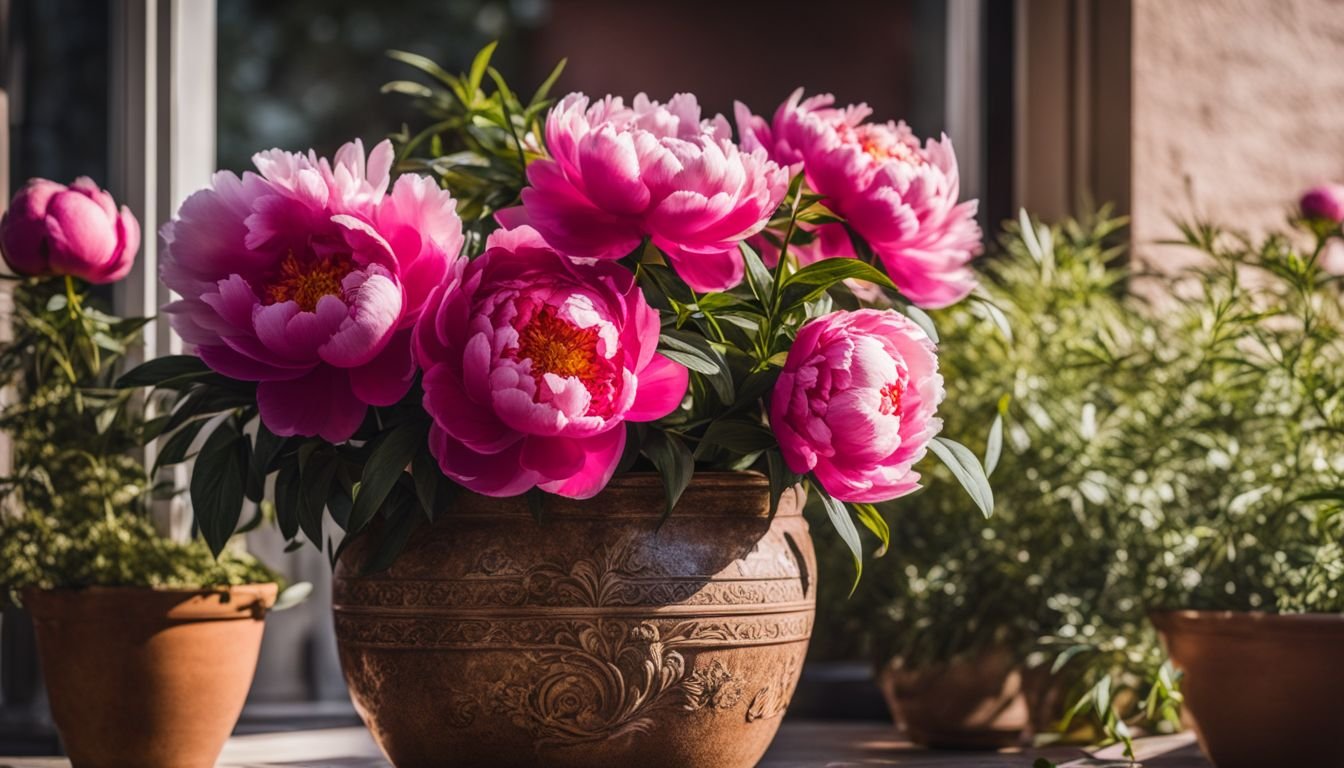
(414, 225, 688, 499)
(0, 177, 139, 284)
(1300, 183, 1344, 224)
(770, 309, 943, 503)
(499, 93, 788, 293)
(737, 90, 982, 309)
(160, 139, 465, 443)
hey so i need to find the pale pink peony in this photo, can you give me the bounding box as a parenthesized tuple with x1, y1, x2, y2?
(1300, 183, 1344, 224)
(770, 309, 943, 503)
(499, 93, 788, 293)
(0, 177, 139, 284)
(414, 225, 688, 499)
(160, 139, 465, 442)
(737, 90, 982, 309)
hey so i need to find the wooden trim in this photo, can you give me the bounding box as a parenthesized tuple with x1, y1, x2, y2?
(1014, 0, 1133, 220)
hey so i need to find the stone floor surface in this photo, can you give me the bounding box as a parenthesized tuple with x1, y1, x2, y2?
(0, 720, 1212, 767)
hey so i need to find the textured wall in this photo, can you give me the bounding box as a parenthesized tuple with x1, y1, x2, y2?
(1131, 0, 1344, 266)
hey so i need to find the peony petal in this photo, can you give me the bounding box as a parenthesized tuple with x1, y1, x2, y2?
(256, 366, 367, 442)
(625, 353, 688, 422)
(348, 328, 416, 407)
(537, 426, 626, 499)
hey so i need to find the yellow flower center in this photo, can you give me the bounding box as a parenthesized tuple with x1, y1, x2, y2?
(855, 125, 923, 167)
(514, 305, 601, 382)
(265, 252, 355, 311)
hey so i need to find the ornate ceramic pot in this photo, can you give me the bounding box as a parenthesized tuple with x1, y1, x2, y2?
(334, 472, 815, 768)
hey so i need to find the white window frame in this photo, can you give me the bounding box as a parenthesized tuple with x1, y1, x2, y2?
(109, 0, 216, 538)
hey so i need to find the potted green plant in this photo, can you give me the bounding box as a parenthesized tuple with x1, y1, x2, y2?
(1132, 191, 1344, 768)
(818, 210, 1180, 752)
(121, 45, 998, 768)
(0, 177, 285, 768)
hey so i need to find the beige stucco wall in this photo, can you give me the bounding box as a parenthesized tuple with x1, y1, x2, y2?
(1131, 0, 1344, 266)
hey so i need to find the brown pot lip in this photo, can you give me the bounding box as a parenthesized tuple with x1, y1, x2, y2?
(447, 470, 807, 519)
(1150, 608, 1344, 636)
(22, 583, 279, 622)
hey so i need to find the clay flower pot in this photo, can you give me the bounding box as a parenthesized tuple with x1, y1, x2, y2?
(24, 584, 277, 768)
(1151, 610, 1344, 768)
(334, 472, 815, 768)
(877, 648, 1029, 749)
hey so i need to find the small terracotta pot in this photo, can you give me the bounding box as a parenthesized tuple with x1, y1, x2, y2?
(334, 472, 815, 768)
(24, 584, 277, 768)
(1151, 609, 1344, 768)
(877, 648, 1029, 749)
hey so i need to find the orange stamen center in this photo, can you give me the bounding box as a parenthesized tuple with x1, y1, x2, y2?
(879, 381, 904, 416)
(265, 252, 355, 311)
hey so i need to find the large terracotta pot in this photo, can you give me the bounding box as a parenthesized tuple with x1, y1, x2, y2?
(877, 648, 1029, 749)
(1151, 610, 1344, 768)
(334, 472, 815, 768)
(23, 584, 277, 768)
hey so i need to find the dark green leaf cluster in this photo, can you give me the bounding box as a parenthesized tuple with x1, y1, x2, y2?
(385, 42, 565, 249)
(0, 277, 275, 594)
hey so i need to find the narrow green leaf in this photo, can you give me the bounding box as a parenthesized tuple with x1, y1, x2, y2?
(349, 421, 429, 535)
(741, 241, 774, 305)
(247, 421, 287, 503)
(467, 41, 499, 98)
(641, 429, 694, 518)
(274, 458, 301, 542)
(984, 411, 1004, 476)
(115, 354, 209, 389)
(658, 329, 734, 403)
(902, 304, 940, 343)
(190, 420, 248, 557)
(360, 492, 422, 576)
(154, 418, 208, 471)
(853, 503, 890, 557)
(299, 449, 338, 548)
(928, 436, 995, 518)
(697, 418, 777, 456)
(779, 257, 897, 309)
(529, 57, 567, 108)
(818, 489, 862, 593)
(765, 449, 801, 518)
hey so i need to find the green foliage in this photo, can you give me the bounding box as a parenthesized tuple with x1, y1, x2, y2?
(386, 41, 565, 248)
(0, 277, 275, 594)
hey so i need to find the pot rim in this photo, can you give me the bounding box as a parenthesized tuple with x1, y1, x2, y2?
(443, 471, 807, 519)
(1150, 608, 1344, 637)
(22, 582, 279, 622)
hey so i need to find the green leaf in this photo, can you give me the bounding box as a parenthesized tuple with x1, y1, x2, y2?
(779, 258, 896, 309)
(526, 487, 546, 524)
(272, 582, 313, 612)
(115, 354, 209, 389)
(190, 420, 248, 557)
(467, 41, 499, 100)
(154, 418, 208, 471)
(902, 304, 940, 343)
(818, 489, 862, 593)
(349, 421, 429, 535)
(741, 241, 774, 305)
(697, 418, 776, 456)
(529, 57, 567, 109)
(359, 492, 422, 576)
(299, 448, 338, 548)
(386, 49, 459, 90)
(274, 458, 302, 542)
(928, 436, 995, 518)
(853, 503, 890, 557)
(247, 421, 287, 503)
(641, 429, 694, 518)
(765, 449, 801, 518)
(658, 329, 733, 403)
(411, 449, 453, 521)
(984, 410, 1004, 477)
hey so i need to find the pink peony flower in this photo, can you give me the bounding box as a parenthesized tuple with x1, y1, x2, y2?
(770, 308, 943, 503)
(499, 93, 788, 293)
(160, 139, 465, 443)
(737, 90, 982, 309)
(414, 225, 688, 499)
(0, 177, 139, 284)
(1300, 183, 1344, 224)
